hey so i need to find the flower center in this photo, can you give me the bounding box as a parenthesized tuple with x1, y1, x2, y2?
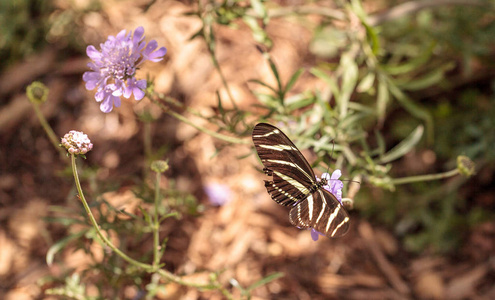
(104, 42, 138, 81)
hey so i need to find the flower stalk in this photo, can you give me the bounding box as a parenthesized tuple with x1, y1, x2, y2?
(390, 168, 459, 185)
(69, 151, 232, 294)
(32, 103, 65, 157)
(70, 153, 152, 271)
(26, 82, 66, 157)
(150, 96, 249, 145)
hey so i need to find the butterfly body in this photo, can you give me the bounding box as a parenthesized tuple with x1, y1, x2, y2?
(252, 123, 349, 238)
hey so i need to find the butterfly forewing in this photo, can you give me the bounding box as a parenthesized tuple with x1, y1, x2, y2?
(252, 122, 350, 238)
(252, 123, 316, 206)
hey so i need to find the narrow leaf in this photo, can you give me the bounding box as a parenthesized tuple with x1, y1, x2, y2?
(376, 77, 389, 126)
(284, 68, 304, 93)
(246, 272, 285, 292)
(46, 230, 87, 265)
(379, 125, 424, 164)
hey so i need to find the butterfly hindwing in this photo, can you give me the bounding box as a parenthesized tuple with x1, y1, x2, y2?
(289, 189, 349, 238)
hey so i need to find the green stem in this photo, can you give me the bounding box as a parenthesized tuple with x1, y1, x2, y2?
(70, 154, 233, 296)
(209, 52, 237, 109)
(150, 97, 249, 144)
(153, 170, 161, 267)
(71, 154, 152, 271)
(391, 168, 459, 185)
(144, 121, 152, 158)
(32, 103, 65, 158)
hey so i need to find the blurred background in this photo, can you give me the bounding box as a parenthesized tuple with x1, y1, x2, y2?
(1, 0, 495, 299)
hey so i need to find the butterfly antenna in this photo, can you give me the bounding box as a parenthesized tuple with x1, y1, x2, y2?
(324, 139, 335, 175)
(341, 179, 361, 185)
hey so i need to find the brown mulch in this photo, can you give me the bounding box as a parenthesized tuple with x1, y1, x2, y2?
(1, 1, 495, 299)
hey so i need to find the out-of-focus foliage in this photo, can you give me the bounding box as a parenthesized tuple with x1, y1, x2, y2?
(0, 0, 54, 68)
(0, 0, 101, 69)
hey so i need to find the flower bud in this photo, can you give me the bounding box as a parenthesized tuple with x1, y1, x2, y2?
(26, 81, 49, 104)
(457, 155, 475, 177)
(60, 130, 93, 155)
(151, 160, 169, 173)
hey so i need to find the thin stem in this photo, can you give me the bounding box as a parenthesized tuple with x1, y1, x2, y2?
(70, 154, 233, 296)
(144, 121, 152, 158)
(264, 5, 346, 20)
(391, 168, 460, 186)
(150, 97, 249, 144)
(367, 0, 488, 26)
(209, 51, 237, 110)
(71, 154, 153, 271)
(153, 170, 161, 267)
(32, 103, 66, 158)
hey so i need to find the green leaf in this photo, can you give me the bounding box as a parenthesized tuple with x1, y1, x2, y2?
(285, 93, 315, 112)
(397, 67, 448, 91)
(310, 67, 340, 101)
(284, 68, 304, 94)
(388, 82, 434, 144)
(379, 125, 424, 164)
(243, 15, 272, 47)
(339, 54, 358, 118)
(246, 272, 285, 292)
(357, 72, 375, 93)
(250, 0, 267, 19)
(376, 76, 389, 125)
(383, 42, 436, 75)
(374, 129, 386, 157)
(46, 230, 87, 265)
(249, 79, 277, 94)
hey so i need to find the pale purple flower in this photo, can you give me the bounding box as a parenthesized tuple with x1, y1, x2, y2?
(82, 26, 167, 113)
(321, 169, 343, 205)
(311, 228, 324, 241)
(311, 169, 343, 241)
(61, 130, 93, 155)
(204, 183, 232, 206)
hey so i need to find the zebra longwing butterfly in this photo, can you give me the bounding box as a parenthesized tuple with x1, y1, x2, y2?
(252, 123, 349, 238)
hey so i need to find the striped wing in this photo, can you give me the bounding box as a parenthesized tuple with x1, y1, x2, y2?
(252, 123, 316, 207)
(289, 189, 349, 238)
(252, 122, 350, 238)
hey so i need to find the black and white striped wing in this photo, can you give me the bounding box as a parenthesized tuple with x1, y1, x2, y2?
(289, 189, 349, 238)
(252, 123, 316, 207)
(252, 122, 350, 238)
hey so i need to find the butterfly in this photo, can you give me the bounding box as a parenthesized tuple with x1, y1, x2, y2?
(252, 123, 349, 238)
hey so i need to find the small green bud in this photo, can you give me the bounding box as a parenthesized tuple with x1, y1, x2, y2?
(457, 155, 475, 177)
(151, 160, 169, 173)
(26, 81, 49, 104)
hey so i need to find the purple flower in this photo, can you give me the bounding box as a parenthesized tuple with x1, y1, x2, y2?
(204, 183, 232, 206)
(311, 169, 344, 241)
(321, 169, 343, 205)
(82, 27, 167, 113)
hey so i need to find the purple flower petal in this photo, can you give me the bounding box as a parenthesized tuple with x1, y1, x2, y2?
(310, 169, 345, 241)
(133, 26, 145, 45)
(204, 183, 231, 206)
(82, 27, 166, 113)
(311, 229, 325, 241)
(86, 45, 101, 60)
(124, 78, 147, 100)
(142, 40, 167, 62)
